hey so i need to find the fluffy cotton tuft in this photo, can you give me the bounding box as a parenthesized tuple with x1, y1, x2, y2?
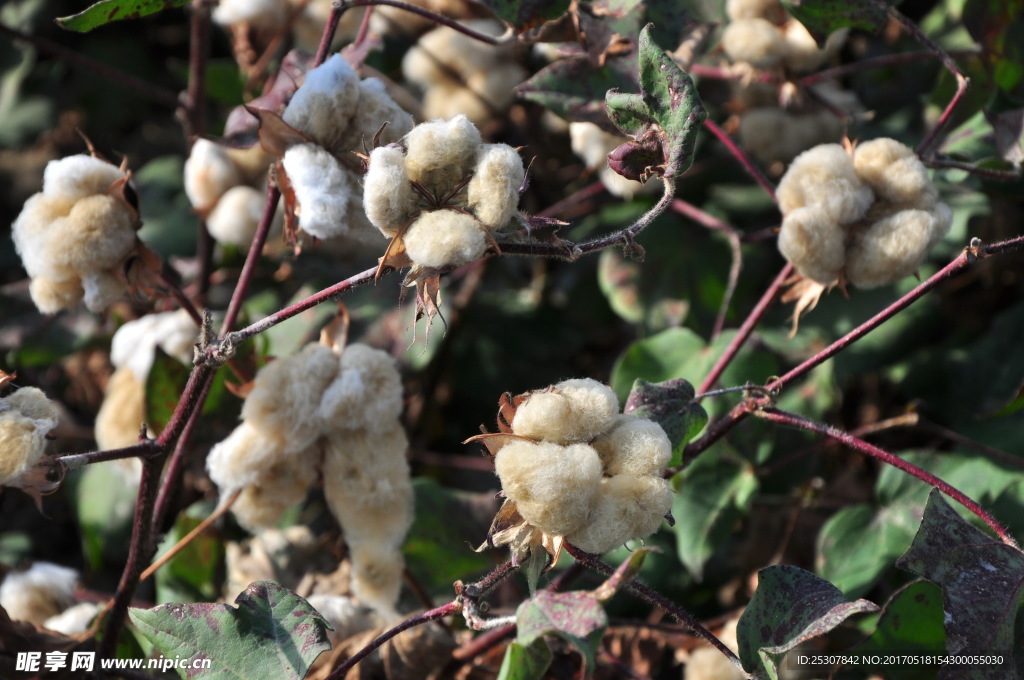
(0, 563, 78, 624)
(185, 139, 243, 210)
(591, 415, 672, 477)
(777, 206, 847, 284)
(110, 310, 198, 382)
(467, 144, 525, 228)
(231, 456, 319, 532)
(845, 209, 935, 288)
(512, 378, 619, 445)
(281, 144, 354, 241)
(42, 155, 125, 203)
(206, 185, 266, 247)
(404, 115, 481, 195)
(403, 209, 488, 268)
(318, 344, 404, 434)
(564, 475, 673, 554)
(44, 602, 102, 635)
(722, 18, 787, 68)
(363, 146, 417, 237)
(0, 388, 59, 486)
(283, 55, 361, 149)
(206, 421, 289, 491)
(777, 144, 874, 224)
(853, 137, 935, 205)
(212, 0, 288, 28)
(350, 78, 415, 147)
(94, 367, 146, 450)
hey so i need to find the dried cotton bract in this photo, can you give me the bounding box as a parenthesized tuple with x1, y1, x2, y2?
(481, 378, 674, 560)
(776, 140, 952, 288)
(0, 387, 59, 487)
(12, 154, 140, 313)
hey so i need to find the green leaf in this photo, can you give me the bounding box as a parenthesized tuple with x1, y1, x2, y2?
(516, 57, 635, 131)
(129, 581, 332, 680)
(56, 0, 190, 32)
(854, 581, 945, 680)
(496, 639, 554, 680)
(477, 0, 570, 31)
(516, 590, 608, 675)
(737, 565, 879, 679)
(895, 490, 1024, 676)
(75, 463, 137, 571)
(154, 501, 224, 605)
(624, 378, 708, 466)
(610, 327, 706, 401)
(671, 446, 758, 580)
(145, 347, 191, 436)
(964, 0, 1024, 102)
(779, 0, 892, 44)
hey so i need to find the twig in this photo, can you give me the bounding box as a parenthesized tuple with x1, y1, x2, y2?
(703, 119, 775, 199)
(924, 158, 1021, 181)
(140, 488, 241, 583)
(52, 441, 161, 470)
(753, 407, 1019, 548)
(219, 184, 281, 336)
(314, 1, 347, 66)
(342, 0, 509, 44)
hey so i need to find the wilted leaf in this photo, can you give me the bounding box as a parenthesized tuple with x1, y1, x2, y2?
(478, 0, 570, 31)
(56, 0, 190, 32)
(496, 639, 554, 680)
(516, 57, 636, 132)
(895, 490, 1023, 677)
(854, 581, 945, 680)
(516, 590, 608, 674)
(129, 581, 332, 680)
(736, 565, 879, 679)
(624, 377, 708, 465)
(779, 0, 891, 44)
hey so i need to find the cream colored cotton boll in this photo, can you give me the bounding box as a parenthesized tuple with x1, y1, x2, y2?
(318, 344, 403, 434)
(347, 542, 405, 623)
(725, 0, 786, 23)
(184, 139, 243, 211)
(0, 388, 59, 486)
(281, 144, 353, 241)
(6, 387, 60, 423)
(305, 594, 374, 644)
(591, 415, 671, 477)
(511, 379, 619, 445)
(845, 210, 935, 288)
(283, 55, 361, 149)
(94, 367, 146, 451)
(206, 421, 290, 490)
(42, 154, 125, 203)
(350, 78, 415, 148)
(12, 195, 76, 278)
(781, 20, 828, 73)
(852, 138, 934, 205)
(207, 185, 265, 247)
(721, 18, 787, 69)
(403, 209, 487, 268)
(494, 440, 603, 536)
(551, 378, 620, 442)
(212, 0, 287, 29)
(467, 144, 524, 229)
(363, 146, 417, 237)
(28, 277, 83, 315)
(44, 602, 102, 635)
(82, 270, 127, 311)
(403, 115, 481, 196)
(49, 195, 136, 274)
(564, 475, 673, 554)
(230, 457, 319, 532)
(776, 144, 874, 224)
(777, 205, 847, 284)
(0, 562, 78, 624)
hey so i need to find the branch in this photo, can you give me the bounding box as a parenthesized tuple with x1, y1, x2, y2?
(219, 184, 281, 336)
(703, 119, 775, 200)
(342, 0, 510, 44)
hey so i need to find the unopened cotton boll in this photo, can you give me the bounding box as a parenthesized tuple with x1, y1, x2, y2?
(776, 144, 874, 224)
(845, 209, 935, 288)
(283, 55, 361, 149)
(404, 115, 481, 196)
(403, 209, 487, 268)
(466, 144, 524, 229)
(721, 18, 787, 69)
(0, 562, 78, 624)
(206, 185, 265, 247)
(591, 415, 672, 477)
(318, 344, 404, 434)
(777, 205, 847, 284)
(184, 139, 243, 210)
(852, 138, 934, 205)
(0, 387, 59, 486)
(564, 475, 673, 554)
(281, 144, 353, 241)
(494, 440, 602, 536)
(363, 146, 417, 237)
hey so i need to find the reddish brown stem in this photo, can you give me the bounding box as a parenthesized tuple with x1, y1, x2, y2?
(343, 0, 507, 44)
(219, 184, 280, 336)
(314, 2, 346, 66)
(53, 441, 161, 470)
(703, 119, 776, 200)
(754, 407, 1018, 547)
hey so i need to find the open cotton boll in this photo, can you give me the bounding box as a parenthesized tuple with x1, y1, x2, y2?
(403, 209, 487, 268)
(28, 277, 83, 315)
(591, 415, 672, 477)
(12, 195, 76, 278)
(721, 18, 787, 69)
(512, 379, 619, 445)
(207, 421, 290, 490)
(494, 440, 602, 536)
(94, 367, 146, 450)
(347, 542, 405, 623)
(283, 54, 361, 149)
(207, 185, 265, 247)
(48, 195, 136, 274)
(0, 563, 78, 624)
(350, 78, 415, 148)
(777, 205, 847, 284)
(0, 388, 58, 486)
(243, 343, 340, 452)
(363, 146, 417, 237)
(110, 310, 198, 382)
(44, 602, 102, 635)
(552, 378, 620, 442)
(212, 0, 287, 29)
(231, 457, 319, 532)
(777, 144, 874, 224)
(184, 139, 243, 210)
(853, 138, 934, 205)
(845, 210, 935, 288)
(404, 115, 481, 196)
(281, 144, 353, 241)
(305, 594, 374, 644)
(318, 344, 403, 434)
(726, 0, 787, 23)
(82, 270, 127, 311)
(42, 155, 125, 203)
(564, 475, 673, 554)
(466, 144, 524, 229)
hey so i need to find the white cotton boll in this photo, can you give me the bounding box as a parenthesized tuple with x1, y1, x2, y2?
(283, 54, 361, 149)
(494, 440, 602, 536)
(726, 0, 786, 23)
(243, 343, 340, 452)
(845, 209, 935, 288)
(552, 378, 621, 442)
(44, 601, 102, 635)
(82, 270, 127, 311)
(0, 388, 59, 486)
(207, 185, 265, 247)
(782, 20, 828, 73)
(184, 139, 243, 210)
(110, 310, 198, 382)
(721, 18, 787, 69)
(467, 144, 523, 229)
(777, 144, 874, 224)
(350, 78, 415, 149)
(281, 144, 353, 241)
(212, 0, 287, 28)
(0, 563, 78, 624)
(363, 145, 417, 237)
(231, 457, 319, 532)
(777, 205, 846, 284)
(207, 421, 289, 490)
(12, 194, 76, 278)
(28, 276, 84, 314)
(318, 344, 403, 434)
(564, 475, 673, 554)
(403, 209, 487, 268)
(591, 415, 671, 477)
(48, 195, 136, 274)
(347, 542, 405, 623)
(404, 115, 481, 196)
(853, 138, 933, 205)
(42, 155, 125, 203)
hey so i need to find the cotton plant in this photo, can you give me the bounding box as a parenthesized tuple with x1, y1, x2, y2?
(0, 387, 60, 490)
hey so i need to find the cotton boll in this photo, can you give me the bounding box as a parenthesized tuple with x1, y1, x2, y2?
(591, 415, 671, 477)
(511, 379, 619, 445)
(213, 0, 288, 29)
(777, 205, 846, 284)
(721, 18, 787, 69)
(318, 344, 403, 434)
(42, 155, 125, 203)
(852, 138, 934, 205)
(782, 20, 828, 73)
(82, 270, 127, 311)
(564, 475, 673, 554)
(95, 367, 146, 451)
(12, 194, 76, 278)
(776, 144, 873, 224)
(552, 378, 620, 442)
(351, 78, 415, 148)
(494, 440, 602, 536)
(0, 563, 78, 624)
(283, 54, 361, 149)
(403, 115, 481, 196)
(207, 421, 289, 491)
(231, 457, 319, 532)
(845, 209, 934, 288)
(110, 310, 198, 381)
(28, 276, 83, 314)
(6, 387, 60, 424)
(403, 209, 487, 268)
(467, 144, 524, 229)
(0, 388, 58, 486)
(347, 542, 405, 622)
(44, 601, 102, 635)
(305, 594, 374, 644)
(510, 392, 574, 442)
(363, 146, 417, 237)
(282, 144, 353, 241)
(44, 195, 135, 276)
(207, 185, 265, 247)
(184, 139, 243, 210)
(725, 0, 787, 23)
